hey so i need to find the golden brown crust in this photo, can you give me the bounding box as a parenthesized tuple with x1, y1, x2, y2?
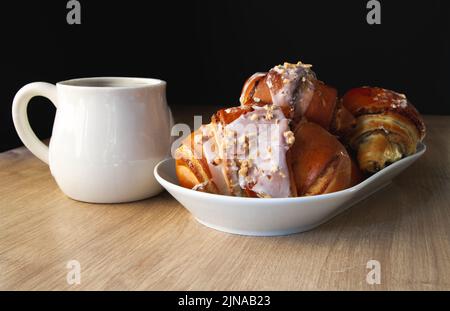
(212, 106, 251, 126)
(342, 87, 426, 140)
(240, 73, 268, 106)
(302, 80, 338, 130)
(349, 156, 364, 187)
(290, 122, 352, 196)
(333, 100, 357, 138)
(175, 131, 220, 194)
(342, 87, 426, 173)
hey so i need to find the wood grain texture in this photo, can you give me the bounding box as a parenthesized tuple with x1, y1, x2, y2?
(0, 115, 449, 291)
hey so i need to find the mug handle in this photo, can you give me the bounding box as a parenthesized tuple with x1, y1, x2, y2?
(12, 82, 58, 164)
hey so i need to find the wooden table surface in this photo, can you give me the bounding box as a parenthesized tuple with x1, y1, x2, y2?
(1, 114, 449, 291)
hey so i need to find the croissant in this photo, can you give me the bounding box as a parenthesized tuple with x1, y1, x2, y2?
(175, 61, 428, 197)
(341, 87, 426, 173)
(239, 62, 355, 137)
(290, 122, 352, 196)
(175, 104, 353, 198)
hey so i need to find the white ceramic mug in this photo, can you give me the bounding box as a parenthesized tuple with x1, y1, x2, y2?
(12, 77, 173, 203)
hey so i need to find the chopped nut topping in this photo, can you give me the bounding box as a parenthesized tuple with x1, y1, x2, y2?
(295, 61, 313, 69)
(265, 111, 274, 120)
(239, 159, 252, 177)
(263, 104, 274, 120)
(253, 97, 261, 103)
(283, 131, 295, 146)
(250, 114, 259, 121)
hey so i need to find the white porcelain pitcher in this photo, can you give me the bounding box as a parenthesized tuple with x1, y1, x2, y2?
(12, 77, 173, 203)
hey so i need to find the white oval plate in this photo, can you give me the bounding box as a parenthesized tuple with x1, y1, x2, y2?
(154, 143, 426, 236)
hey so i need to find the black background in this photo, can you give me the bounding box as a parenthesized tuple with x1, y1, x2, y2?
(1, 0, 449, 152)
